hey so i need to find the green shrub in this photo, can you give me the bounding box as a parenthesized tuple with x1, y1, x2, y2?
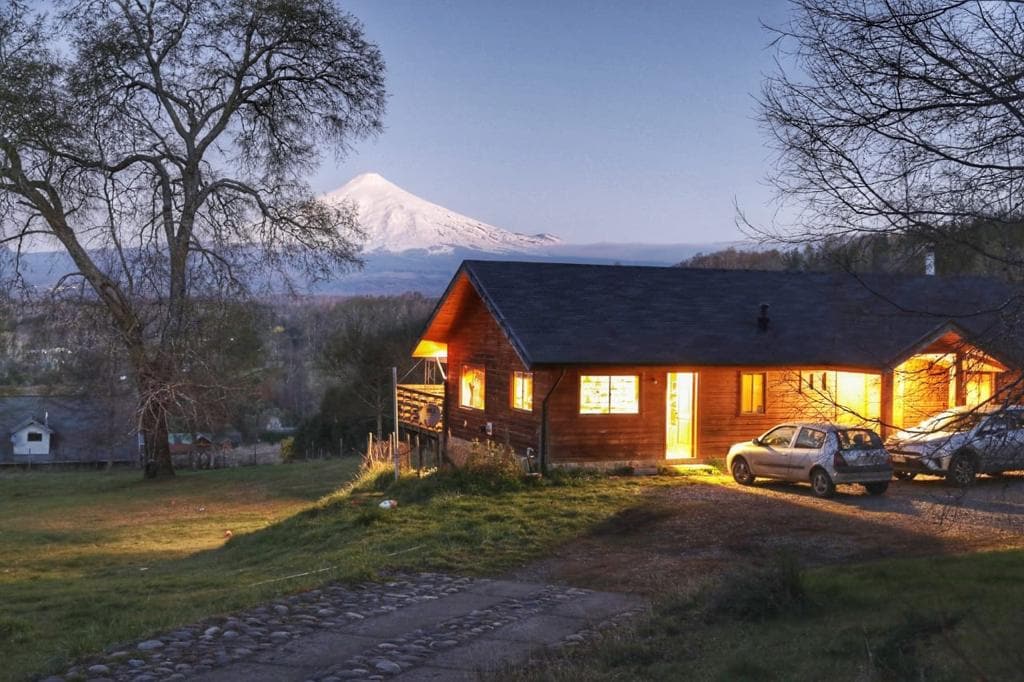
(704, 555, 807, 623)
(462, 440, 524, 478)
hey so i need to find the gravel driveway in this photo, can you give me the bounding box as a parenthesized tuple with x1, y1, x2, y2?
(507, 473, 1024, 595)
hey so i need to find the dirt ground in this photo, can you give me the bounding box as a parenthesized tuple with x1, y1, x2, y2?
(506, 473, 1024, 596)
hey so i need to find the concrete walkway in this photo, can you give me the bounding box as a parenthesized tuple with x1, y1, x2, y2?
(55, 574, 643, 682)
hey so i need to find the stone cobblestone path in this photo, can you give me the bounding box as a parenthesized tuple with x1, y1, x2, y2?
(46, 573, 644, 682)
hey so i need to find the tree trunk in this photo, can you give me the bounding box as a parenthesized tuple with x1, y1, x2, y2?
(141, 397, 174, 478)
(138, 361, 175, 479)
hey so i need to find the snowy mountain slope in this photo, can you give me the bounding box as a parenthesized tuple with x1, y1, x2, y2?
(322, 173, 560, 254)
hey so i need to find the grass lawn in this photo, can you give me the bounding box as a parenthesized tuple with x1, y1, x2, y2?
(0, 461, 667, 681)
(502, 549, 1024, 681)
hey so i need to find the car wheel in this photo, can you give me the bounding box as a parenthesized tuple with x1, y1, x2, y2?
(947, 453, 977, 488)
(893, 471, 917, 481)
(810, 468, 835, 498)
(864, 481, 889, 495)
(731, 457, 755, 486)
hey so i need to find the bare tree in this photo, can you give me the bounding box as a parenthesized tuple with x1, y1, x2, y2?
(761, 0, 1024, 258)
(0, 0, 385, 476)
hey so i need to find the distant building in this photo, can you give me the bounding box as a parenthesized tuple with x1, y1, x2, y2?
(11, 418, 54, 457)
(0, 395, 137, 465)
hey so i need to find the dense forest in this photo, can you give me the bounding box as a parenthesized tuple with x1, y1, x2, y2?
(682, 225, 1024, 281)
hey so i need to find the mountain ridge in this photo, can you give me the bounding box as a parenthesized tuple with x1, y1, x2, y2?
(323, 173, 561, 254)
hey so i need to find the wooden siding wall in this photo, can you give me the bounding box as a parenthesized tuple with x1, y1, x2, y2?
(445, 291, 546, 454)
(546, 368, 664, 463)
(544, 366, 875, 462)
(997, 370, 1024, 402)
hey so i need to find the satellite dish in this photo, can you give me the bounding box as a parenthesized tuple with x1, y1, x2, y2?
(418, 404, 442, 427)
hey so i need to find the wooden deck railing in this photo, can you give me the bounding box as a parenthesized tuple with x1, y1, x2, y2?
(397, 383, 444, 433)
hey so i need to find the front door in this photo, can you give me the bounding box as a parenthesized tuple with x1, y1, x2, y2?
(666, 372, 698, 459)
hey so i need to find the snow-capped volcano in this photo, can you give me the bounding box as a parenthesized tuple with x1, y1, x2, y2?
(322, 173, 561, 254)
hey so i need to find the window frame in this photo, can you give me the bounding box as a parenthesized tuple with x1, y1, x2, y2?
(793, 427, 826, 450)
(459, 364, 486, 411)
(578, 374, 640, 415)
(760, 425, 796, 448)
(26, 431, 43, 443)
(739, 372, 767, 415)
(510, 370, 534, 412)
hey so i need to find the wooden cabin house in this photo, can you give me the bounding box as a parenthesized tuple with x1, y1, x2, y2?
(404, 261, 1023, 469)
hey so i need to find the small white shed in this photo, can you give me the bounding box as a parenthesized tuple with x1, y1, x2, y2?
(11, 418, 54, 457)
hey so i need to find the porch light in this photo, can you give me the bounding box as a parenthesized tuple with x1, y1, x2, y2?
(412, 340, 448, 359)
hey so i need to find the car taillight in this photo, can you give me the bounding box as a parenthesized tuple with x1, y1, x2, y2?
(834, 452, 848, 468)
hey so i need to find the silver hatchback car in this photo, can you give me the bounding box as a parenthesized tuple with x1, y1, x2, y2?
(727, 423, 893, 498)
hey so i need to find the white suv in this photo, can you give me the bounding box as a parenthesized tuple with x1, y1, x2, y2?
(888, 406, 1024, 486)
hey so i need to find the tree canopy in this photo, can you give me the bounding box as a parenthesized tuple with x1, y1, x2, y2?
(0, 0, 386, 475)
(762, 0, 1024, 254)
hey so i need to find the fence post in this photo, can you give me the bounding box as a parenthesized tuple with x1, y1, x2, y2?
(392, 366, 400, 481)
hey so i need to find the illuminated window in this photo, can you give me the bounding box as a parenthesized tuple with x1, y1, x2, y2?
(833, 371, 881, 424)
(799, 370, 827, 393)
(511, 371, 533, 411)
(580, 375, 639, 414)
(799, 371, 814, 393)
(740, 373, 765, 414)
(460, 365, 485, 410)
(965, 372, 995, 407)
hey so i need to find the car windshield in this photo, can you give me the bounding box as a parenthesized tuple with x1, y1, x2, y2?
(837, 429, 883, 450)
(914, 411, 984, 434)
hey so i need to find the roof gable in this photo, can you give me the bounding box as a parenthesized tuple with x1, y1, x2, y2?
(417, 267, 533, 366)
(11, 418, 54, 435)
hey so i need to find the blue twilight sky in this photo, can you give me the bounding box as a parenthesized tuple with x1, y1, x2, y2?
(317, 1, 794, 245)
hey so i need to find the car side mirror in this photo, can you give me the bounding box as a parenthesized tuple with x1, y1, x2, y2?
(752, 437, 762, 446)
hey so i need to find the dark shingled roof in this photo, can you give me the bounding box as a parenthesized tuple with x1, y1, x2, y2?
(441, 260, 1024, 368)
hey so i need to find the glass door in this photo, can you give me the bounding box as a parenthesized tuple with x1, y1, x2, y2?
(666, 372, 698, 459)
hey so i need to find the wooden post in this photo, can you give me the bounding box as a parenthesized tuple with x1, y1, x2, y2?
(880, 369, 894, 437)
(955, 352, 967, 406)
(392, 367, 400, 481)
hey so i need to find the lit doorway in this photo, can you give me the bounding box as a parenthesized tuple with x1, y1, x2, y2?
(666, 372, 698, 459)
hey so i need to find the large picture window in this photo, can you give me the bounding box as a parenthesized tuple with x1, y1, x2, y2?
(511, 371, 533, 411)
(460, 365, 485, 410)
(740, 372, 766, 414)
(580, 375, 639, 414)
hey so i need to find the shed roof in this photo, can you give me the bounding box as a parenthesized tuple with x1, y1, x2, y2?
(11, 418, 54, 435)
(420, 260, 1024, 369)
